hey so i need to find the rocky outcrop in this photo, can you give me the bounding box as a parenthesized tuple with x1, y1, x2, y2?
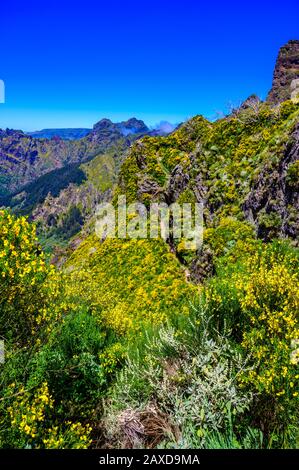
(267, 40, 299, 104)
(165, 164, 190, 204)
(32, 182, 110, 233)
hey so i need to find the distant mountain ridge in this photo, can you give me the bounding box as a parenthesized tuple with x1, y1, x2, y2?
(27, 128, 92, 140)
(26, 118, 151, 141)
(26, 119, 176, 141)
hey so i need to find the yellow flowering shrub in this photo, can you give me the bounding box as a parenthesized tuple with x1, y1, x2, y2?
(7, 382, 92, 449)
(42, 422, 92, 449)
(66, 235, 196, 336)
(0, 210, 67, 342)
(238, 260, 298, 397)
(204, 241, 299, 430)
(204, 217, 255, 257)
(99, 342, 126, 375)
(8, 382, 53, 440)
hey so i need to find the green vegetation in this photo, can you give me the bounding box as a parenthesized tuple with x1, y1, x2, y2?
(0, 96, 298, 449)
(82, 152, 116, 192)
(286, 160, 299, 187)
(0, 164, 87, 215)
(66, 235, 195, 335)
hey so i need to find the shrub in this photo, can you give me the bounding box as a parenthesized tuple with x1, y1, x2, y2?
(204, 241, 299, 440)
(3, 382, 91, 449)
(204, 217, 255, 258)
(0, 210, 65, 344)
(24, 308, 117, 416)
(103, 309, 252, 448)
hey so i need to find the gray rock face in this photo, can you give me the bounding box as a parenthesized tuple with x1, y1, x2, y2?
(165, 164, 190, 204)
(137, 177, 162, 200)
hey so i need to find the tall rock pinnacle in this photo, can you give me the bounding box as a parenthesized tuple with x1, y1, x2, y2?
(267, 40, 299, 104)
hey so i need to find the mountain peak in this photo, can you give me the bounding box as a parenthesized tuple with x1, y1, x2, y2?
(92, 118, 114, 132)
(120, 118, 148, 133)
(92, 117, 149, 137)
(267, 39, 299, 104)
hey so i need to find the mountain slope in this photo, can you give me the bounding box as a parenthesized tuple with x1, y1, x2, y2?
(0, 118, 153, 247)
(60, 42, 299, 448)
(115, 100, 299, 280)
(0, 117, 150, 197)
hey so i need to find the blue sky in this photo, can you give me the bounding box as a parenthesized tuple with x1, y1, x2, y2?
(0, 0, 298, 131)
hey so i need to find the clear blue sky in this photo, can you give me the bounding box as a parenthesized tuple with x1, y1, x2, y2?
(0, 0, 298, 131)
